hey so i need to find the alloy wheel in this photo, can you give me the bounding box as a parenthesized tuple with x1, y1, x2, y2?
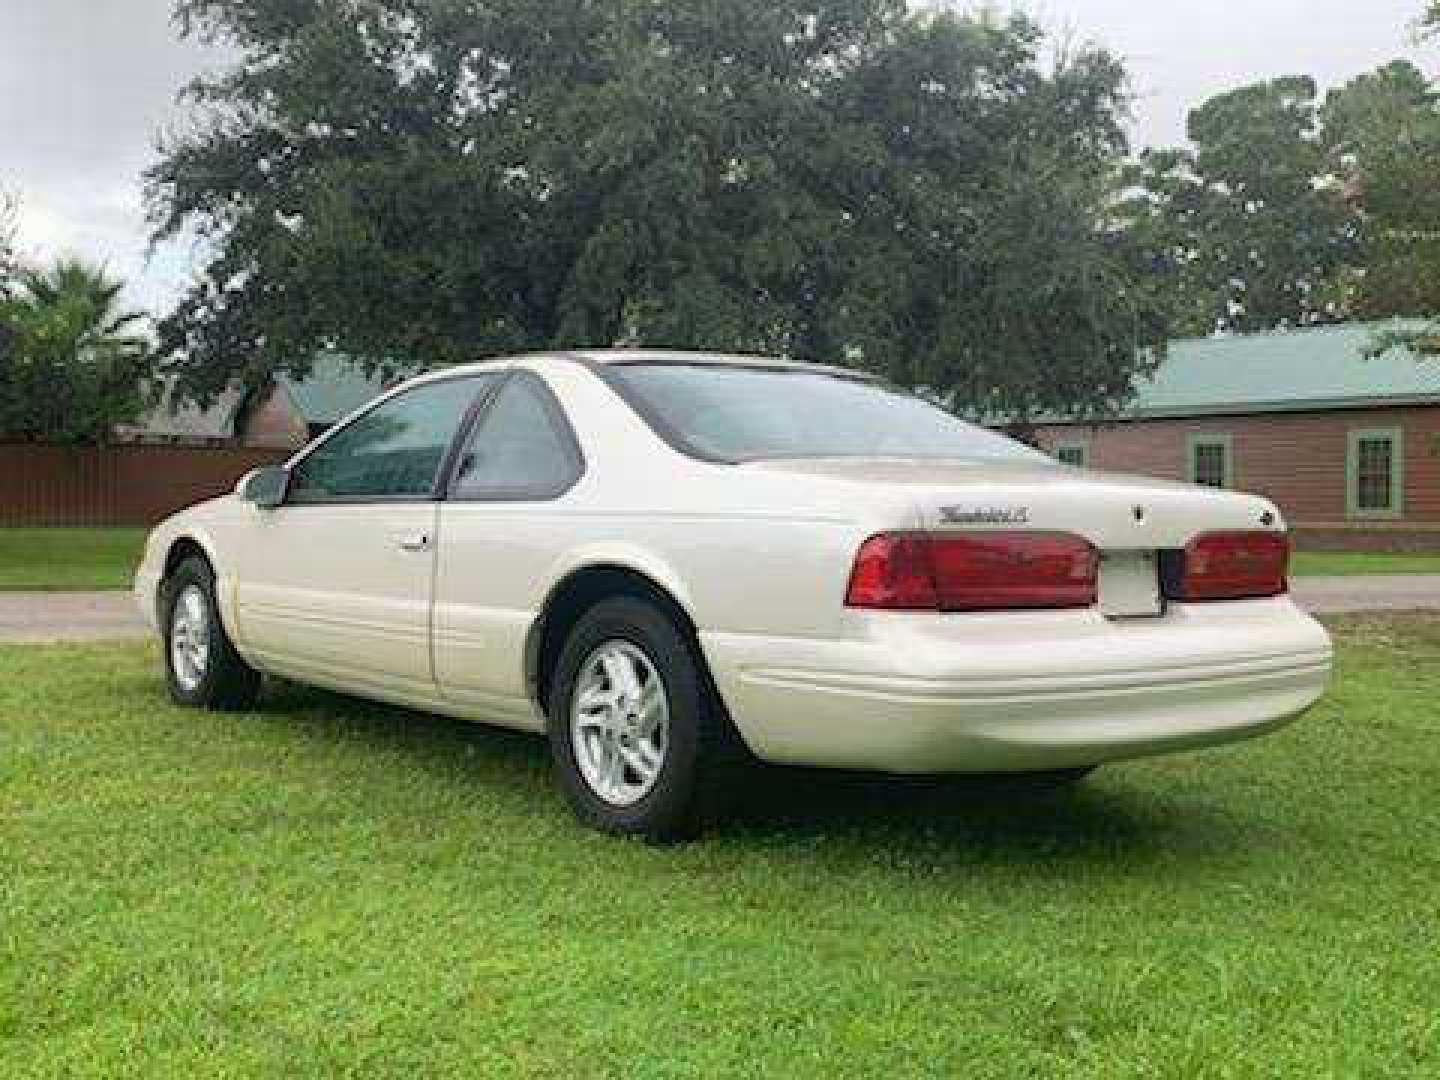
(569, 639, 671, 806)
(170, 584, 211, 693)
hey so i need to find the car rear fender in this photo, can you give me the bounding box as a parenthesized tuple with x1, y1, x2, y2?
(525, 544, 706, 709)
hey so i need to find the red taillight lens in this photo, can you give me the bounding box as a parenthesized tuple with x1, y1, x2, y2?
(1176, 531, 1289, 601)
(846, 532, 1099, 611)
(845, 533, 939, 610)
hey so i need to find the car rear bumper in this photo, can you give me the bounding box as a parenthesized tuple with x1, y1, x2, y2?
(701, 597, 1332, 773)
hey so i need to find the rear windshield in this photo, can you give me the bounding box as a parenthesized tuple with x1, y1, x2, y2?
(602, 363, 1047, 464)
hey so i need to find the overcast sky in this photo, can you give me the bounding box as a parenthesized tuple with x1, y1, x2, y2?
(1, 0, 1432, 317)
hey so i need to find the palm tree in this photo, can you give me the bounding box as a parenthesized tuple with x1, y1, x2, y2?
(0, 258, 152, 443)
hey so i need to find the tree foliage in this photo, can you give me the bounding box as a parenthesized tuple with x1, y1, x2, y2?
(148, 0, 1168, 422)
(0, 259, 153, 444)
(1124, 77, 1355, 336)
(1323, 61, 1440, 331)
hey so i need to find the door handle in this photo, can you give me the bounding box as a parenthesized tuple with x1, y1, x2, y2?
(397, 532, 431, 552)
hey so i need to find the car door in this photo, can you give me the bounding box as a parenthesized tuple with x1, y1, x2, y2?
(433, 371, 586, 723)
(233, 372, 498, 701)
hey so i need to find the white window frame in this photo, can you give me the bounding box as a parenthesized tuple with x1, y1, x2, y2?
(1347, 427, 1405, 520)
(1186, 433, 1233, 490)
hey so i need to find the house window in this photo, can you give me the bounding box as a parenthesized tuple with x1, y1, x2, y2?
(1348, 428, 1404, 519)
(1054, 442, 1088, 468)
(1187, 434, 1232, 489)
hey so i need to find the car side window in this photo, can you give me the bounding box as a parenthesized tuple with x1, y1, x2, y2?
(449, 374, 583, 501)
(289, 376, 493, 502)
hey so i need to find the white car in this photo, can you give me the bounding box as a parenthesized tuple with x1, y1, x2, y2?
(136, 351, 1333, 839)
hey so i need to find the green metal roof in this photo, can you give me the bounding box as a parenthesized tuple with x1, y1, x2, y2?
(1056, 320, 1440, 423)
(276, 352, 397, 425)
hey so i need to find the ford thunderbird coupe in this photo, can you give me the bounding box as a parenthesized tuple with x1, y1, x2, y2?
(135, 351, 1333, 839)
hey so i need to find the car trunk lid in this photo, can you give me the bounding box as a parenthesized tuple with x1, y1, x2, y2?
(743, 457, 1280, 548)
(745, 457, 1286, 617)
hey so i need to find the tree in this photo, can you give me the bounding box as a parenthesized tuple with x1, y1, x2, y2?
(1322, 61, 1440, 328)
(1127, 77, 1355, 336)
(147, 0, 1169, 423)
(0, 258, 153, 444)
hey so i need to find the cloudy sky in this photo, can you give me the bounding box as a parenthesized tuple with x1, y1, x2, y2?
(1, 0, 1432, 318)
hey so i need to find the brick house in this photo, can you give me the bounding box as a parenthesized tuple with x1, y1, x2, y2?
(233, 354, 392, 449)
(1029, 322, 1440, 552)
(120, 354, 390, 450)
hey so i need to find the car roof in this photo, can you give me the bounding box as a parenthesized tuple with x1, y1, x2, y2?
(405, 349, 874, 386)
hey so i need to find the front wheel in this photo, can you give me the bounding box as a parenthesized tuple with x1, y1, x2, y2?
(162, 556, 262, 711)
(547, 597, 740, 842)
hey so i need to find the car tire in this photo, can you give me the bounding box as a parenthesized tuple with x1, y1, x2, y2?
(547, 596, 743, 842)
(162, 556, 262, 711)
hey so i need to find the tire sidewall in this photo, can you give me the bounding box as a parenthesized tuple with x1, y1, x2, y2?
(548, 598, 706, 838)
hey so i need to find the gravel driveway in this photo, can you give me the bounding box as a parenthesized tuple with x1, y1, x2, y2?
(2, 578, 1439, 644)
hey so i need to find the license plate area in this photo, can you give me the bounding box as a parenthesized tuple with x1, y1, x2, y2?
(1099, 551, 1163, 618)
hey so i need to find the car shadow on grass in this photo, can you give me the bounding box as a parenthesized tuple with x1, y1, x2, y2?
(254, 678, 1260, 866)
(722, 764, 1256, 864)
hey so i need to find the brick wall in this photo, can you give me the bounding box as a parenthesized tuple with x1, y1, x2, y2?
(1032, 406, 1440, 552)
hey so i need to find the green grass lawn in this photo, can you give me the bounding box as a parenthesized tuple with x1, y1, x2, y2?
(0, 528, 146, 591)
(1291, 550, 1440, 577)
(2, 619, 1438, 1077)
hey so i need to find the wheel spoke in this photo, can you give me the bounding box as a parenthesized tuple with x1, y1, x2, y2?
(582, 730, 609, 792)
(575, 683, 613, 716)
(602, 737, 627, 795)
(574, 712, 610, 736)
(637, 678, 666, 735)
(600, 649, 640, 703)
(618, 741, 660, 783)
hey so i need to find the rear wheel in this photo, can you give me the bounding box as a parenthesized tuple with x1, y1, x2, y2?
(162, 556, 262, 711)
(547, 596, 741, 842)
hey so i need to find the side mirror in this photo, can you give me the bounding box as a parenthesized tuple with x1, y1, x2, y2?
(237, 466, 289, 509)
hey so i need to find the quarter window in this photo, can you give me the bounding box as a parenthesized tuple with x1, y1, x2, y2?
(1188, 435, 1232, 489)
(289, 376, 491, 502)
(1348, 428, 1404, 518)
(449, 374, 582, 500)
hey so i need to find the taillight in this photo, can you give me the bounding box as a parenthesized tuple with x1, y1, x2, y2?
(846, 532, 1099, 612)
(1173, 531, 1289, 601)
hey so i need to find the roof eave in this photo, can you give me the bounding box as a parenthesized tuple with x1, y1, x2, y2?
(1038, 394, 1440, 425)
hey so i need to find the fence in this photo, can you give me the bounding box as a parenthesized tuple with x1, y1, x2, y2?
(0, 444, 289, 527)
